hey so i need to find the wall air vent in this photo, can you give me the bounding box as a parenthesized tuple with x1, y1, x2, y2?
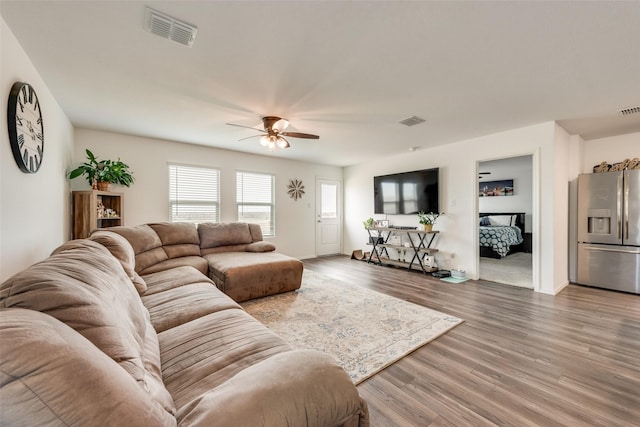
(144, 8, 197, 47)
(619, 106, 640, 116)
(398, 115, 426, 127)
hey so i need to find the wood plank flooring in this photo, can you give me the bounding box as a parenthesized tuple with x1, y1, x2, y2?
(302, 256, 640, 427)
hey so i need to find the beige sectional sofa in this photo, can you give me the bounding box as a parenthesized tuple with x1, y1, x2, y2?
(106, 221, 304, 302)
(0, 224, 369, 426)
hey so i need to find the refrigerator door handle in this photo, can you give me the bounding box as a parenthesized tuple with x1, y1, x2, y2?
(582, 245, 640, 255)
(624, 173, 630, 240)
(617, 175, 623, 239)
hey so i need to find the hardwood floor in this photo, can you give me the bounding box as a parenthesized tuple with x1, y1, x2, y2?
(302, 256, 640, 427)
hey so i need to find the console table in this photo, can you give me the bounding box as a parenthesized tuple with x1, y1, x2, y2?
(366, 227, 439, 274)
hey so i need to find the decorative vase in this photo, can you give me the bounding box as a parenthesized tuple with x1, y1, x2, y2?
(97, 181, 111, 192)
(423, 224, 433, 232)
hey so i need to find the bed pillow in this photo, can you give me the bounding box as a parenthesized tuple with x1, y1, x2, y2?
(479, 217, 491, 226)
(488, 215, 516, 226)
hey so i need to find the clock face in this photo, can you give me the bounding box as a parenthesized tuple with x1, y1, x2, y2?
(8, 82, 44, 173)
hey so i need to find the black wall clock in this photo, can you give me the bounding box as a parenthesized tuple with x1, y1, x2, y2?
(7, 82, 44, 173)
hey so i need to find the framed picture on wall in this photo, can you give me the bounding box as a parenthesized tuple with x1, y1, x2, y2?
(479, 179, 514, 197)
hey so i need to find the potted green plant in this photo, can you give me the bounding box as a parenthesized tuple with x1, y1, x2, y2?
(363, 217, 376, 229)
(69, 149, 134, 191)
(417, 211, 444, 232)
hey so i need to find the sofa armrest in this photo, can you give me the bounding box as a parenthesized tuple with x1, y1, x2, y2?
(177, 349, 369, 427)
(0, 308, 176, 427)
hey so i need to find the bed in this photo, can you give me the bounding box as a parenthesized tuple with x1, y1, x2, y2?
(479, 212, 525, 258)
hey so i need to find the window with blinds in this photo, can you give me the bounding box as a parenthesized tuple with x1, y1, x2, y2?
(236, 171, 275, 236)
(169, 164, 220, 223)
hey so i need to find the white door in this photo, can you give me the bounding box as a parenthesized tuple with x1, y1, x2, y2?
(316, 178, 342, 256)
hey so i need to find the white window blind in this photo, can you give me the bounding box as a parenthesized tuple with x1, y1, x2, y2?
(236, 171, 274, 236)
(169, 164, 220, 223)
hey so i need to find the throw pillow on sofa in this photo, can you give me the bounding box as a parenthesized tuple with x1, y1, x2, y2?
(245, 241, 276, 252)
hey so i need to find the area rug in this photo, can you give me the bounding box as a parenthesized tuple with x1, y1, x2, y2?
(241, 269, 463, 384)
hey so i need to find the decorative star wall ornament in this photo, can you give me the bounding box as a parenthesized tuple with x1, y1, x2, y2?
(287, 178, 305, 201)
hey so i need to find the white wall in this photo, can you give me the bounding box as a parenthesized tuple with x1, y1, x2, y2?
(581, 131, 639, 173)
(567, 134, 584, 283)
(344, 121, 569, 295)
(478, 155, 533, 232)
(73, 128, 342, 260)
(1, 18, 74, 281)
(552, 123, 571, 294)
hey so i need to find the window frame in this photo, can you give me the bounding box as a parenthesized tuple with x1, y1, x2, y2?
(236, 170, 275, 237)
(168, 163, 220, 224)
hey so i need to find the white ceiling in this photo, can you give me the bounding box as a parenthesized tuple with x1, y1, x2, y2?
(2, 1, 639, 167)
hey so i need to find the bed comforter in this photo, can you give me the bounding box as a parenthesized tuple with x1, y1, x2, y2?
(479, 225, 524, 258)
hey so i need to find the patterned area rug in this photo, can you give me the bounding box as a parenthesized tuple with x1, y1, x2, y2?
(241, 269, 463, 384)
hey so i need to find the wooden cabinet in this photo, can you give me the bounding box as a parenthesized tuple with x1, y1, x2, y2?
(72, 190, 123, 239)
(366, 227, 440, 274)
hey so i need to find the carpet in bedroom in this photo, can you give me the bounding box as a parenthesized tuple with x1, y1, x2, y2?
(241, 269, 463, 384)
(480, 252, 533, 288)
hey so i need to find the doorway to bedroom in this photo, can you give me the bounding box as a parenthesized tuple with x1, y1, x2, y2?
(478, 155, 533, 288)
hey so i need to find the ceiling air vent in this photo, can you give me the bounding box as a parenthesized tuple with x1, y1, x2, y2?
(144, 8, 197, 47)
(398, 115, 426, 127)
(619, 106, 640, 116)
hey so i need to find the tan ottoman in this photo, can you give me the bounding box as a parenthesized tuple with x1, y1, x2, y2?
(203, 252, 303, 302)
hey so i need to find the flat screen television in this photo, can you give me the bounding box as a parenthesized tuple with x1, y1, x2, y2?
(374, 168, 439, 215)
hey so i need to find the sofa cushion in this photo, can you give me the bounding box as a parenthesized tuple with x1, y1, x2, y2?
(0, 308, 176, 427)
(246, 241, 276, 252)
(141, 266, 216, 296)
(158, 309, 292, 411)
(178, 350, 369, 427)
(89, 230, 147, 294)
(0, 239, 175, 417)
(198, 222, 252, 249)
(203, 252, 303, 302)
(248, 222, 264, 242)
(139, 255, 208, 276)
(142, 283, 241, 333)
(149, 222, 201, 258)
(200, 243, 251, 255)
(107, 224, 168, 273)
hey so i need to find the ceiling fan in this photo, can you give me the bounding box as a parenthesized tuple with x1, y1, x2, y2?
(226, 116, 319, 150)
(478, 171, 492, 179)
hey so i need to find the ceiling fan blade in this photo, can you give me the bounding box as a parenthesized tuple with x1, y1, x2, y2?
(238, 134, 261, 142)
(226, 123, 266, 133)
(281, 131, 319, 139)
(479, 172, 491, 175)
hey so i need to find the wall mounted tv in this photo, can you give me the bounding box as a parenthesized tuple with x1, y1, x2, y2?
(374, 168, 439, 215)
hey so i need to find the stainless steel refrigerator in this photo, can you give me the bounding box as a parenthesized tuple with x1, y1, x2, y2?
(577, 169, 640, 294)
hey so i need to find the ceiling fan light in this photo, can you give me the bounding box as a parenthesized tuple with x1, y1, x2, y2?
(272, 119, 289, 132)
(276, 137, 289, 149)
(259, 135, 270, 146)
